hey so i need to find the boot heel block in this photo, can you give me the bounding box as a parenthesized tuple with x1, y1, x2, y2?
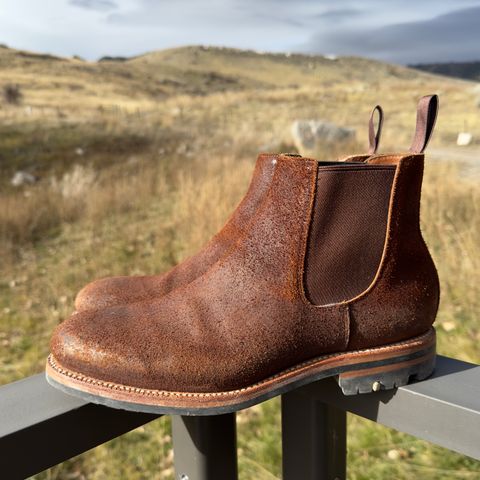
(337, 336, 436, 395)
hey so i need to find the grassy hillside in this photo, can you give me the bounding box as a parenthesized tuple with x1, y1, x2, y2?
(1, 44, 478, 181)
(0, 44, 430, 107)
(0, 45, 479, 479)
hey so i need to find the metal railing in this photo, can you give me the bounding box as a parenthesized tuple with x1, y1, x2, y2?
(1, 355, 479, 479)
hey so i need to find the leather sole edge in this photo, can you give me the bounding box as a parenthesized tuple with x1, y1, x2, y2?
(45, 327, 436, 416)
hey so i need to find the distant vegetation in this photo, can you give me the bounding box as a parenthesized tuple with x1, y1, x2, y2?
(412, 60, 480, 81)
(0, 45, 479, 479)
(2, 83, 22, 104)
(98, 56, 129, 62)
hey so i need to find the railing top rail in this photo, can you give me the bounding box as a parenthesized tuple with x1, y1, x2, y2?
(298, 355, 480, 460)
(0, 355, 479, 478)
(0, 373, 158, 479)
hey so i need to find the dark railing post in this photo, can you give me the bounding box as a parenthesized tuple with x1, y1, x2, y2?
(172, 413, 238, 480)
(282, 387, 347, 480)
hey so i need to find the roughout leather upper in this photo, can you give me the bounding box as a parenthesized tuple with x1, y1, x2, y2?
(74, 153, 278, 311)
(74, 153, 371, 312)
(51, 153, 439, 393)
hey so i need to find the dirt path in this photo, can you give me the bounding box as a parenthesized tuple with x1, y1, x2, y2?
(429, 147, 480, 178)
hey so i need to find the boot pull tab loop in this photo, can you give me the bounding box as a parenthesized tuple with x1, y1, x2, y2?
(409, 94, 439, 153)
(368, 105, 384, 154)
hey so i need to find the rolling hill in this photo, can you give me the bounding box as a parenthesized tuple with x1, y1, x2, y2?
(0, 43, 430, 106)
(1, 44, 478, 183)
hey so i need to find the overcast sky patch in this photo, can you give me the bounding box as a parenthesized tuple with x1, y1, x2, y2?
(314, 9, 364, 21)
(303, 5, 480, 64)
(0, 0, 478, 63)
(70, 0, 118, 11)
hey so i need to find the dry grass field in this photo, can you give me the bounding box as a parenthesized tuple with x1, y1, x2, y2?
(0, 44, 479, 479)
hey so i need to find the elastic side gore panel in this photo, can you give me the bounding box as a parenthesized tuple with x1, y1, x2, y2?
(304, 165, 396, 305)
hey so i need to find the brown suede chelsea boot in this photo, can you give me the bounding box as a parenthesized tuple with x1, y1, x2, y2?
(73, 106, 384, 312)
(46, 96, 439, 415)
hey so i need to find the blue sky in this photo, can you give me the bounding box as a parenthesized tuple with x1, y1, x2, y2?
(1, 0, 480, 64)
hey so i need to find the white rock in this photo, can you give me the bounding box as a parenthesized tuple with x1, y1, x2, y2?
(441, 321, 457, 332)
(11, 171, 37, 187)
(457, 132, 473, 146)
(291, 120, 355, 153)
(387, 449, 401, 460)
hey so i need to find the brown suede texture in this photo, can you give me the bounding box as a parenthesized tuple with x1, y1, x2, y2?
(74, 153, 278, 311)
(75, 154, 371, 311)
(348, 154, 440, 349)
(52, 156, 350, 392)
(50, 153, 439, 393)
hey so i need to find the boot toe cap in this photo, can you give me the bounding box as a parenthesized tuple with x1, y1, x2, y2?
(74, 276, 147, 311)
(50, 309, 137, 384)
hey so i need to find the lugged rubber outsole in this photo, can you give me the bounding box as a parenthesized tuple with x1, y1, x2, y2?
(46, 328, 436, 416)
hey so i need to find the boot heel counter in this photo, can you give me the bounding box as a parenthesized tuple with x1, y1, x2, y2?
(348, 237, 440, 350)
(395, 229, 440, 336)
(348, 154, 439, 349)
(418, 232, 441, 325)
